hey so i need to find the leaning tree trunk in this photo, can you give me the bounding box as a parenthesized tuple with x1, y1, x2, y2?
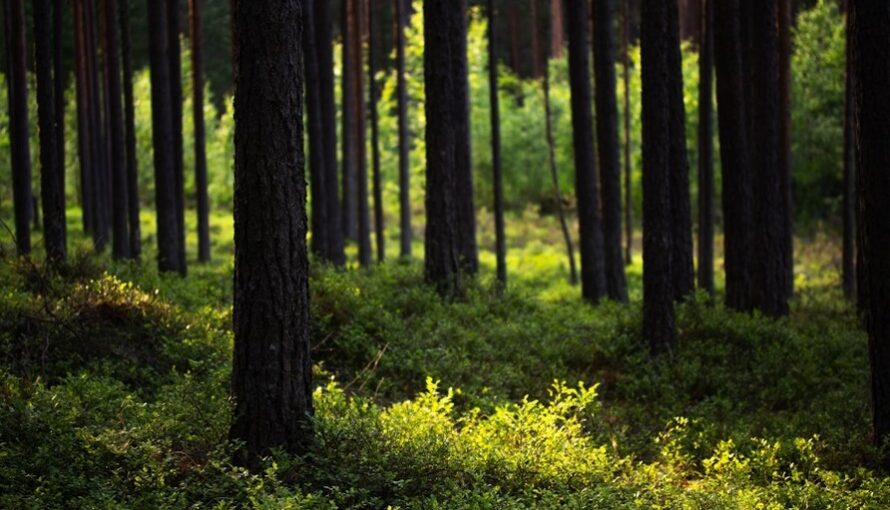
(713, 0, 752, 311)
(120, 0, 141, 257)
(6, 0, 32, 256)
(487, 0, 507, 285)
(167, 0, 187, 275)
(842, 5, 855, 300)
(850, 0, 890, 468)
(105, 0, 131, 260)
(394, 0, 412, 259)
(696, 0, 714, 295)
(368, 0, 385, 263)
(640, 0, 677, 354)
(592, 0, 628, 303)
(147, 0, 183, 273)
(189, 0, 211, 262)
(230, 0, 313, 470)
(304, 0, 330, 260)
(566, 0, 606, 303)
(341, 0, 359, 242)
(35, 0, 66, 263)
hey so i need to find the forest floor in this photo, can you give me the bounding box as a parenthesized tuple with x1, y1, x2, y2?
(1, 209, 887, 508)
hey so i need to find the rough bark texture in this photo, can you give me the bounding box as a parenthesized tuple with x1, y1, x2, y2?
(851, 0, 890, 465)
(190, 0, 211, 262)
(394, 0, 412, 259)
(120, 0, 141, 258)
(104, 0, 131, 259)
(35, 0, 66, 263)
(842, 6, 856, 300)
(487, 0, 506, 285)
(6, 0, 32, 255)
(341, 0, 358, 242)
(424, 0, 476, 295)
(713, 0, 752, 311)
(566, 0, 606, 303)
(747, 0, 788, 317)
(592, 0, 628, 302)
(230, 0, 313, 469)
(622, 0, 632, 265)
(315, 0, 345, 265)
(304, 0, 328, 259)
(147, 0, 183, 273)
(168, 0, 187, 274)
(778, 0, 794, 299)
(369, 0, 385, 263)
(640, 0, 677, 353)
(696, 0, 714, 295)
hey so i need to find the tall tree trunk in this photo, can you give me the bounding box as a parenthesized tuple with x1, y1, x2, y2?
(487, 0, 507, 285)
(168, 0, 187, 275)
(315, 0, 345, 265)
(189, 0, 211, 262)
(529, 0, 542, 78)
(640, 0, 677, 353)
(621, 0, 632, 265)
(842, 5, 855, 300)
(6, 0, 32, 255)
(592, 0, 628, 302)
(566, 0, 606, 303)
(368, 0, 384, 263)
(120, 0, 141, 257)
(35, 0, 66, 263)
(53, 0, 67, 246)
(230, 0, 313, 469)
(73, 0, 95, 237)
(850, 0, 890, 468)
(352, 0, 371, 267)
(545, 69, 578, 286)
(508, 5, 521, 75)
(104, 0, 131, 260)
(747, 0, 788, 317)
(86, 0, 108, 251)
(304, 0, 329, 260)
(147, 0, 182, 273)
(550, 0, 563, 59)
(696, 0, 714, 295)
(713, 0, 752, 311)
(423, 0, 475, 295)
(394, 0, 412, 259)
(778, 0, 794, 299)
(341, 0, 358, 241)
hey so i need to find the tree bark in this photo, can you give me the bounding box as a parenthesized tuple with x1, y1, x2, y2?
(304, 0, 329, 260)
(592, 0, 628, 302)
(189, 0, 211, 262)
(230, 0, 313, 469)
(550, 0, 563, 59)
(341, 0, 358, 242)
(696, 0, 714, 295)
(53, 0, 67, 248)
(369, 0, 385, 263)
(352, 0, 371, 267)
(167, 0, 187, 275)
(120, 0, 141, 257)
(778, 0, 794, 299)
(842, 5, 855, 300)
(5, 0, 32, 256)
(86, 0, 109, 251)
(35, 0, 67, 263)
(487, 0, 507, 285)
(394, 0, 412, 259)
(850, 0, 890, 467)
(621, 0, 632, 265)
(529, 0, 542, 78)
(567, 0, 606, 303)
(641, 0, 677, 353)
(73, 0, 95, 237)
(104, 0, 131, 259)
(714, 0, 752, 311)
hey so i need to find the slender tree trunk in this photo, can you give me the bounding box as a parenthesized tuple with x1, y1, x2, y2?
(566, 0, 606, 303)
(53, 0, 67, 244)
(168, 0, 187, 275)
(86, 0, 108, 250)
(550, 0, 563, 59)
(592, 0, 628, 302)
(120, 0, 141, 257)
(189, 0, 211, 262)
(304, 0, 329, 260)
(315, 0, 345, 265)
(73, 0, 95, 237)
(487, 0, 507, 285)
(640, 0, 677, 353)
(850, 0, 890, 468)
(842, 6, 855, 300)
(352, 0, 371, 267)
(368, 0, 384, 263)
(230, 0, 313, 469)
(714, 0, 752, 311)
(6, 0, 32, 255)
(394, 0, 412, 259)
(621, 0, 632, 265)
(696, 0, 714, 295)
(778, 0, 794, 299)
(35, 0, 66, 263)
(545, 70, 577, 286)
(508, 5, 521, 75)
(341, 0, 358, 242)
(104, 0, 131, 259)
(529, 0, 542, 78)
(147, 0, 182, 273)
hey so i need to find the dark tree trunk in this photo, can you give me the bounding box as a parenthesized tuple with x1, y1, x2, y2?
(508, 5, 520, 75)
(35, 0, 66, 263)
(487, 0, 506, 285)
(842, 6, 855, 300)
(529, 0, 542, 78)
(167, 0, 187, 274)
(368, 0, 384, 263)
(304, 0, 329, 260)
(315, 0, 345, 265)
(189, 0, 211, 262)
(592, 0, 628, 303)
(6, 0, 32, 255)
(640, 0, 677, 353)
(424, 0, 476, 295)
(53, 0, 67, 247)
(73, 0, 95, 237)
(621, 0, 632, 265)
(747, 0, 788, 317)
(713, 0, 752, 311)
(851, 0, 890, 467)
(86, 0, 109, 251)
(104, 0, 131, 260)
(147, 0, 183, 273)
(696, 0, 714, 295)
(352, 0, 371, 267)
(550, 0, 563, 59)
(778, 0, 794, 299)
(394, 0, 412, 259)
(566, 0, 606, 303)
(230, 0, 313, 469)
(119, 0, 141, 257)
(341, 0, 358, 242)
